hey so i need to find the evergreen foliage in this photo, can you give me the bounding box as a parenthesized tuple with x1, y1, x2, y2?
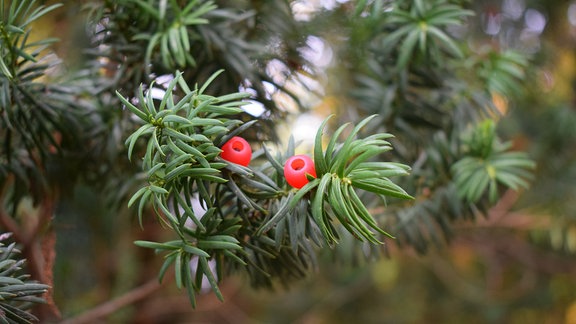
(2, 0, 563, 320)
(0, 233, 49, 324)
(116, 0, 534, 303)
(307, 0, 536, 253)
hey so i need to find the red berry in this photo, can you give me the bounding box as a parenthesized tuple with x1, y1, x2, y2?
(221, 136, 252, 166)
(284, 155, 317, 189)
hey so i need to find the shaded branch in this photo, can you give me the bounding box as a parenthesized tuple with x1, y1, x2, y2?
(61, 278, 163, 324)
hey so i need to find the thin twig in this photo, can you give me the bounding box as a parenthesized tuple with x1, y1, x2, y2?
(60, 278, 163, 324)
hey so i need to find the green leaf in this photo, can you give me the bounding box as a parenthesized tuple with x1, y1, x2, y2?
(197, 240, 241, 250)
(163, 128, 197, 144)
(161, 114, 193, 126)
(0, 277, 23, 285)
(189, 117, 224, 127)
(324, 122, 349, 167)
(164, 163, 193, 182)
(156, 196, 182, 232)
(330, 177, 379, 243)
(126, 124, 154, 161)
(0, 58, 13, 79)
(223, 250, 247, 266)
(117, 90, 148, 121)
(134, 240, 179, 251)
(132, 0, 160, 20)
(199, 69, 224, 95)
(256, 193, 294, 236)
(137, 190, 153, 228)
(215, 92, 251, 103)
(349, 167, 409, 180)
(218, 120, 258, 146)
(427, 25, 463, 58)
(262, 144, 285, 176)
(347, 184, 394, 238)
(240, 177, 280, 194)
(158, 0, 167, 21)
(0, 259, 17, 273)
(313, 115, 332, 175)
(149, 185, 169, 195)
(332, 115, 378, 177)
(168, 27, 185, 67)
(23, 3, 63, 27)
(379, 24, 413, 52)
(312, 173, 337, 244)
(174, 251, 183, 288)
(182, 244, 210, 258)
(172, 138, 210, 167)
(128, 186, 149, 208)
(165, 152, 192, 171)
(397, 29, 419, 69)
(174, 192, 207, 232)
(203, 125, 229, 137)
(344, 146, 391, 176)
(199, 257, 224, 301)
(158, 253, 177, 283)
(183, 255, 197, 308)
(179, 24, 190, 52)
(462, 169, 490, 203)
(0, 303, 39, 323)
(351, 178, 413, 199)
(204, 235, 240, 244)
(148, 162, 167, 178)
(225, 176, 265, 212)
(151, 127, 165, 157)
(495, 172, 530, 190)
(489, 153, 536, 169)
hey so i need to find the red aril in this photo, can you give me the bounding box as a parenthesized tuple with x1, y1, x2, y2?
(284, 155, 317, 189)
(220, 136, 252, 166)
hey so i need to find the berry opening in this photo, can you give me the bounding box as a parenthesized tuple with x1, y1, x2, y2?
(291, 158, 305, 171)
(232, 141, 244, 152)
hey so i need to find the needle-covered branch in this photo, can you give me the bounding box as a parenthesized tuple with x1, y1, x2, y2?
(122, 72, 414, 304)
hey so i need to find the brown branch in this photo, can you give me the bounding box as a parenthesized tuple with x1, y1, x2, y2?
(35, 229, 61, 321)
(439, 189, 549, 231)
(0, 178, 61, 321)
(0, 176, 24, 242)
(60, 278, 163, 324)
(0, 179, 58, 320)
(0, 208, 22, 241)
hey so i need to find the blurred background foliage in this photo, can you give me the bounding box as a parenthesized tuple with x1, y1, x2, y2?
(2, 0, 576, 323)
